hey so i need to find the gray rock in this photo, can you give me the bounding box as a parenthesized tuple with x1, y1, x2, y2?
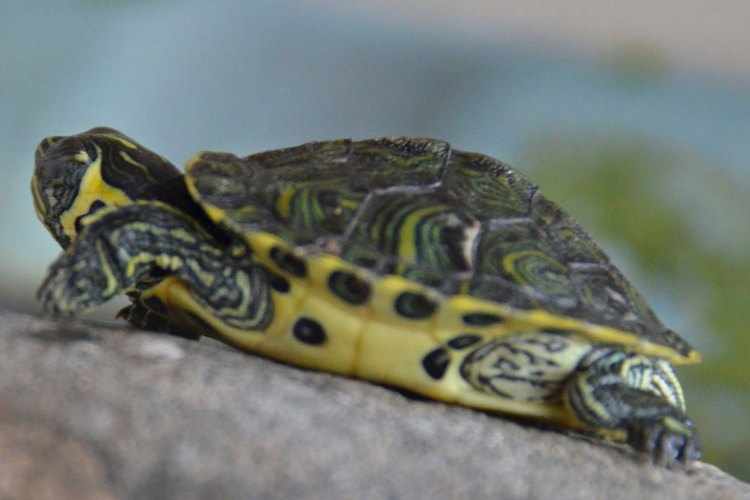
(0, 310, 747, 500)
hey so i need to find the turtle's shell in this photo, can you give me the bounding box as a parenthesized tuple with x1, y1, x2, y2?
(182, 137, 697, 362)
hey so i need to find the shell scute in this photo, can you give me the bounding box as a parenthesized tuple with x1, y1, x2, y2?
(441, 151, 537, 220)
(185, 138, 698, 361)
(529, 191, 609, 265)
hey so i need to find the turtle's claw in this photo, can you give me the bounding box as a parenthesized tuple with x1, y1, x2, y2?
(37, 257, 76, 316)
(630, 416, 701, 467)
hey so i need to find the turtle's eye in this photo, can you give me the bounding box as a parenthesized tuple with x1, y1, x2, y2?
(34, 138, 90, 206)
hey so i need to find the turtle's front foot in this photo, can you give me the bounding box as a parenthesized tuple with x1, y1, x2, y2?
(628, 415, 701, 467)
(37, 249, 118, 316)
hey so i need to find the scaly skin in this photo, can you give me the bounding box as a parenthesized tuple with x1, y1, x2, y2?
(38, 201, 273, 332)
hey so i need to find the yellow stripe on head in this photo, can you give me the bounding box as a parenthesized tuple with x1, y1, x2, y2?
(59, 146, 133, 241)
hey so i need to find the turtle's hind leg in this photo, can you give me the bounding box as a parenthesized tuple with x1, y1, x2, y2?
(38, 201, 274, 335)
(565, 348, 700, 467)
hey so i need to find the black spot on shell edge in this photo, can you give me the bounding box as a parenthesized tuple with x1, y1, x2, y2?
(328, 270, 371, 305)
(395, 291, 437, 319)
(422, 347, 450, 380)
(293, 317, 327, 345)
(269, 272, 291, 293)
(462, 312, 505, 326)
(270, 246, 307, 277)
(447, 334, 482, 350)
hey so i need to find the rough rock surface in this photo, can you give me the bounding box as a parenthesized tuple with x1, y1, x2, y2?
(0, 309, 747, 500)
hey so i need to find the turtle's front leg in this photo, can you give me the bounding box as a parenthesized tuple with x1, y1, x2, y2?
(565, 349, 701, 467)
(38, 201, 274, 334)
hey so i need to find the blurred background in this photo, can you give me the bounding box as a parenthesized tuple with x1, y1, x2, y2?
(2, 0, 748, 479)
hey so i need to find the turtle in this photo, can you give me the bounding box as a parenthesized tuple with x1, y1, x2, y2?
(33, 127, 702, 467)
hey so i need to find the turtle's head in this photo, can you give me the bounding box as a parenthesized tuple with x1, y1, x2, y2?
(32, 127, 182, 249)
(32, 131, 104, 249)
